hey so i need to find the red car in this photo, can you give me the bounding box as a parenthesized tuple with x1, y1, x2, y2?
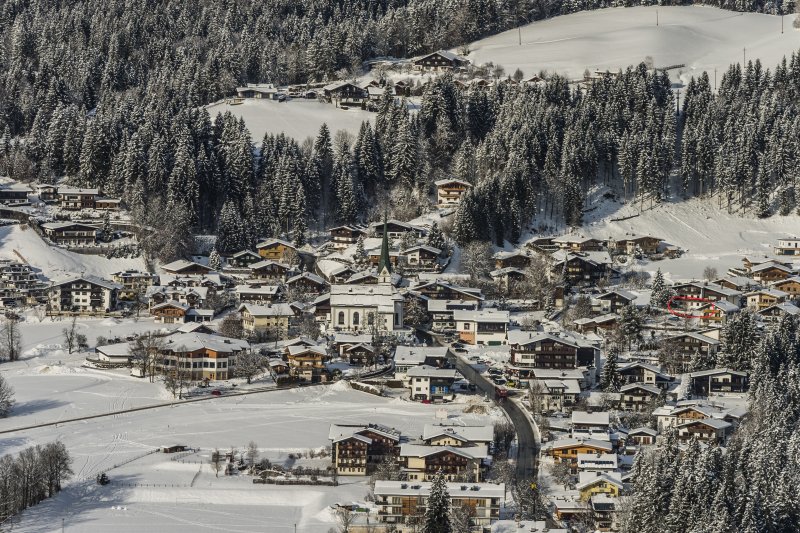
(211, 390, 222, 397)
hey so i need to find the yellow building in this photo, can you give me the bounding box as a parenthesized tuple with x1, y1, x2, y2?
(256, 239, 296, 261)
(544, 438, 614, 466)
(238, 303, 293, 339)
(577, 473, 622, 501)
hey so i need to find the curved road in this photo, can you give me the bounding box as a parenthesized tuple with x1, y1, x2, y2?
(451, 354, 538, 480)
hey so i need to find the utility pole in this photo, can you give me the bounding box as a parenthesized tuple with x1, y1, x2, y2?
(743, 47, 746, 66)
(656, 9, 659, 26)
(714, 68, 717, 92)
(518, 25, 522, 46)
(781, 14, 784, 34)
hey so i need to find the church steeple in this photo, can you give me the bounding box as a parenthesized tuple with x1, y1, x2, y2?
(378, 215, 391, 283)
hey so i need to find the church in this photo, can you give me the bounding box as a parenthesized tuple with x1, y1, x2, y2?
(328, 220, 405, 334)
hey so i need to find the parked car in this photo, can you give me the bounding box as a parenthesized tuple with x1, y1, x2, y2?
(211, 390, 222, 397)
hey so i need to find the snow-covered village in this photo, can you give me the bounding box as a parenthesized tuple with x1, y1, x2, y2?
(1, 2, 800, 533)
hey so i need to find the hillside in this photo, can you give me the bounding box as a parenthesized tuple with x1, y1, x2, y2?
(465, 6, 800, 84)
(520, 193, 800, 281)
(0, 225, 145, 282)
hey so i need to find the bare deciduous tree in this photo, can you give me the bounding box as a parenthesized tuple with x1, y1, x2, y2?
(702, 266, 718, 281)
(334, 506, 355, 533)
(0, 317, 22, 362)
(130, 332, 164, 382)
(62, 317, 78, 354)
(246, 441, 259, 470)
(211, 449, 223, 478)
(0, 374, 14, 417)
(235, 350, 264, 384)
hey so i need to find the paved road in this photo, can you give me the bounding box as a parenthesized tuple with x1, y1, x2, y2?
(451, 354, 538, 480)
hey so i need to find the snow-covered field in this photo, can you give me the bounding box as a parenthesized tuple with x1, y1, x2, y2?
(2, 330, 499, 532)
(205, 98, 373, 142)
(466, 6, 800, 84)
(0, 224, 145, 282)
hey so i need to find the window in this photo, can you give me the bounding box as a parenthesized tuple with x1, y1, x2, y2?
(464, 323, 470, 330)
(338, 311, 345, 325)
(353, 312, 360, 326)
(368, 313, 374, 326)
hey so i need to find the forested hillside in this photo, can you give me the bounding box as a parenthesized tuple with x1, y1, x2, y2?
(0, 0, 799, 261)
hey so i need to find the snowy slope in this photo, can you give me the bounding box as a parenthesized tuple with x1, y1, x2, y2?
(0, 225, 146, 282)
(465, 6, 800, 85)
(205, 98, 373, 141)
(530, 195, 800, 281)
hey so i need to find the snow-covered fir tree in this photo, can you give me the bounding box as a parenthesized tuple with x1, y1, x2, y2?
(423, 470, 452, 533)
(208, 249, 222, 272)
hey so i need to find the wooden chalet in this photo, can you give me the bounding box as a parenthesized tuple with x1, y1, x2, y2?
(434, 178, 472, 206)
(413, 50, 469, 71)
(322, 81, 367, 105)
(41, 222, 98, 246)
(329, 424, 401, 476)
(688, 368, 749, 396)
(399, 443, 486, 482)
(160, 260, 212, 276)
(329, 225, 368, 250)
(150, 301, 189, 324)
(227, 250, 262, 268)
(608, 234, 663, 255)
(509, 332, 592, 370)
(249, 260, 292, 281)
(256, 239, 296, 261)
(287, 345, 329, 382)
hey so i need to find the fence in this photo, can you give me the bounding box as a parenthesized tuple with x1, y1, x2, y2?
(81, 448, 160, 481)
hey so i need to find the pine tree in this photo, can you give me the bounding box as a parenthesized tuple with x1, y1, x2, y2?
(424, 470, 452, 533)
(353, 235, 368, 268)
(619, 304, 643, 350)
(208, 249, 222, 271)
(650, 268, 672, 309)
(601, 346, 622, 392)
(425, 222, 446, 253)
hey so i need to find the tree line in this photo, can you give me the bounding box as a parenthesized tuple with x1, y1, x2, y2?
(622, 315, 800, 533)
(1, 0, 799, 259)
(0, 441, 73, 526)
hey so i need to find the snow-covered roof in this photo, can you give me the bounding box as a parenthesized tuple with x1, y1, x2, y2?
(406, 365, 460, 379)
(235, 284, 280, 296)
(160, 259, 209, 274)
(58, 187, 99, 195)
(452, 309, 509, 324)
(677, 418, 731, 430)
(539, 378, 581, 395)
(422, 424, 494, 444)
(434, 178, 472, 187)
(576, 472, 623, 491)
(162, 332, 249, 353)
(394, 346, 449, 365)
(542, 438, 613, 452)
(759, 302, 800, 315)
(374, 480, 503, 499)
(237, 303, 294, 317)
(398, 443, 488, 459)
(51, 275, 122, 291)
(619, 382, 661, 395)
(576, 453, 618, 469)
(688, 367, 748, 378)
(571, 411, 610, 426)
(255, 238, 294, 250)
